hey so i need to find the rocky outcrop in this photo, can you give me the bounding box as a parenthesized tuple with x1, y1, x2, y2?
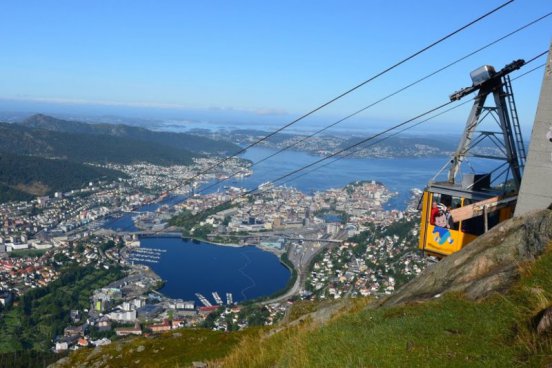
(382, 209, 552, 307)
(534, 306, 552, 335)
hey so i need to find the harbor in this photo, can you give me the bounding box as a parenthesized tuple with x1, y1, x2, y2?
(195, 293, 212, 307)
(195, 292, 235, 307)
(127, 236, 291, 304)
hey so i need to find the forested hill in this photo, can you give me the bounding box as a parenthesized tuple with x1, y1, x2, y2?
(20, 114, 239, 154)
(0, 113, 240, 203)
(0, 122, 198, 166)
(0, 153, 126, 202)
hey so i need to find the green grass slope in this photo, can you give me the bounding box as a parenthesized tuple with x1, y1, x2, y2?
(54, 328, 258, 368)
(219, 245, 552, 368)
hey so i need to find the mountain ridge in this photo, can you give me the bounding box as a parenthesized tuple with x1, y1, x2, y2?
(20, 114, 239, 154)
(0, 122, 197, 166)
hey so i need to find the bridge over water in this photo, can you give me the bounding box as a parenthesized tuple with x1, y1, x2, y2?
(97, 229, 342, 243)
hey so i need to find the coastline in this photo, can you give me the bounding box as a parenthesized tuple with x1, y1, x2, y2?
(182, 236, 246, 249)
(180, 234, 286, 257)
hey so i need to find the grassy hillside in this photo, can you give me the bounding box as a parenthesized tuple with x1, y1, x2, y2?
(0, 152, 126, 202)
(219, 245, 552, 367)
(54, 328, 257, 368)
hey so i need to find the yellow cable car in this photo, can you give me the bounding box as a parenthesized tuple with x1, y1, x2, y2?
(419, 60, 526, 257)
(419, 177, 517, 256)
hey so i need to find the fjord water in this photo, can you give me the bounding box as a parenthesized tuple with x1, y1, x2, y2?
(137, 237, 291, 303)
(236, 147, 449, 209)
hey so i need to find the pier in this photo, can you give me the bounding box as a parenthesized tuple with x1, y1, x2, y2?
(212, 292, 223, 305)
(127, 247, 166, 264)
(195, 293, 212, 307)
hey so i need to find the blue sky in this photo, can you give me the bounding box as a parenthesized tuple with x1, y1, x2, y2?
(0, 0, 550, 134)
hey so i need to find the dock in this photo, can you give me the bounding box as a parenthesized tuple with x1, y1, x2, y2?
(212, 291, 223, 305)
(195, 293, 212, 307)
(127, 247, 165, 264)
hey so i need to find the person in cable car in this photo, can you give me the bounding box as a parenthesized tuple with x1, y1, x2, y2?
(430, 201, 440, 225)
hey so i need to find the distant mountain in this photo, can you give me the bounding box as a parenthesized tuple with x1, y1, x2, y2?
(194, 128, 461, 158)
(0, 122, 198, 166)
(0, 114, 242, 202)
(339, 135, 459, 152)
(0, 152, 126, 202)
(20, 114, 239, 154)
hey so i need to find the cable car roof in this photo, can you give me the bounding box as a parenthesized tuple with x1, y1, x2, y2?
(426, 181, 505, 201)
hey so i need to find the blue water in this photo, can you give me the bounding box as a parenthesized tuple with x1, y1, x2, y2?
(214, 147, 452, 210)
(104, 195, 186, 231)
(136, 237, 291, 303)
(103, 215, 139, 232)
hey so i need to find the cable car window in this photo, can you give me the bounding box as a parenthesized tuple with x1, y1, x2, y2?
(451, 197, 462, 209)
(462, 215, 485, 235)
(440, 194, 452, 207)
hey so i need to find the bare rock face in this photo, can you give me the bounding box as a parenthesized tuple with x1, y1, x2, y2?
(382, 209, 552, 307)
(535, 306, 552, 335)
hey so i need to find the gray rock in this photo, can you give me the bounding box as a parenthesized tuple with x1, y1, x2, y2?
(536, 307, 552, 335)
(47, 357, 70, 367)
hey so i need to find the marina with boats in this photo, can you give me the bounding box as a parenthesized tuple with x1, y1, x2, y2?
(196, 292, 235, 307)
(114, 174, 293, 304)
(126, 239, 243, 306)
(127, 247, 166, 264)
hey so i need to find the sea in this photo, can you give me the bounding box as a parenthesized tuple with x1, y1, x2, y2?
(104, 146, 495, 303)
(136, 237, 290, 303)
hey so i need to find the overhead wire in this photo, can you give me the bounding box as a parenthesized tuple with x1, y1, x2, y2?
(241, 50, 547, 200)
(278, 100, 474, 187)
(173, 1, 514, 188)
(189, 52, 547, 213)
(168, 99, 460, 226)
(512, 63, 546, 81)
(188, 10, 552, 197)
(164, 51, 547, 233)
(245, 100, 456, 194)
(277, 51, 548, 188)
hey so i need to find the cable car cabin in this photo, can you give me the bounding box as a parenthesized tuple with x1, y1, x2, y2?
(418, 174, 516, 257)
